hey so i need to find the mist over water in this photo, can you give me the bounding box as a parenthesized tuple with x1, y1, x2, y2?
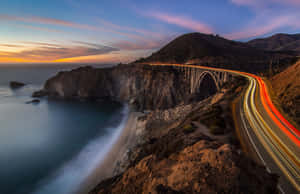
(31, 105, 129, 194)
(0, 65, 125, 194)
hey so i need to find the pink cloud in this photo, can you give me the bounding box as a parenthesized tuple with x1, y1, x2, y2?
(227, 0, 300, 40)
(0, 14, 174, 51)
(225, 14, 300, 40)
(230, 0, 300, 8)
(145, 12, 214, 34)
(0, 42, 118, 61)
(111, 38, 166, 51)
(0, 14, 152, 41)
(97, 19, 164, 39)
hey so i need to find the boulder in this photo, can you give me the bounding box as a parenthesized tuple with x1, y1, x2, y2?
(32, 90, 48, 98)
(10, 81, 25, 89)
(26, 99, 40, 104)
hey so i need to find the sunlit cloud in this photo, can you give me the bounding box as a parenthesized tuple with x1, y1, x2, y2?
(0, 14, 82, 28)
(97, 19, 164, 39)
(0, 44, 24, 48)
(0, 14, 151, 41)
(0, 13, 175, 63)
(53, 49, 148, 64)
(230, 0, 300, 8)
(225, 14, 300, 40)
(0, 42, 119, 62)
(144, 11, 214, 34)
(226, 0, 300, 40)
(21, 42, 62, 47)
(18, 24, 63, 33)
(111, 39, 165, 51)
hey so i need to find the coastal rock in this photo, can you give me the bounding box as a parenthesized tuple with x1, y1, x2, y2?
(38, 65, 218, 111)
(26, 99, 40, 104)
(10, 81, 25, 89)
(32, 90, 48, 98)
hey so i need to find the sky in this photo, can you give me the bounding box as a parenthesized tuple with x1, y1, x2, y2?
(1, 0, 300, 64)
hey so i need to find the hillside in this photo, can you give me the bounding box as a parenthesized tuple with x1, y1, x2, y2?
(90, 78, 278, 194)
(136, 33, 294, 73)
(248, 33, 300, 54)
(271, 60, 300, 125)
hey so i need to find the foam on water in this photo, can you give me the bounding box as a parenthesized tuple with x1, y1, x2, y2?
(31, 105, 129, 194)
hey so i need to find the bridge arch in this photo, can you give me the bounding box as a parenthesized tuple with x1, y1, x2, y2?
(172, 65, 230, 94)
(191, 70, 220, 94)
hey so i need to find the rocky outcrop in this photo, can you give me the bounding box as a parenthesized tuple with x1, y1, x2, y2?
(10, 81, 25, 89)
(91, 142, 277, 194)
(26, 99, 40, 104)
(90, 78, 278, 194)
(37, 64, 217, 111)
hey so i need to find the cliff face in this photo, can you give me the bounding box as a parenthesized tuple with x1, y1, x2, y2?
(40, 64, 217, 111)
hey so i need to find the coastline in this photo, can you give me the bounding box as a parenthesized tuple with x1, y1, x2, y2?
(76, 110, 144, 194)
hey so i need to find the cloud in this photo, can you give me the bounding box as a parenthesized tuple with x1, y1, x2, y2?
(111, 39, 164, 51)
(0, 13, 172, 50)
(0, 14, 149, 41)
(0, 13, 180, 62)
(18, 24, 63, 33)
(230, 0, 300, 8)
(226, 0, 300, 40)
(225, 13, 300, 40)
(21, 42, 62, 47)
(97, 19, 164, 39)
(0, 42, 119, 61)
(144, 11, 214, 34)
(0, 44, 24, 48)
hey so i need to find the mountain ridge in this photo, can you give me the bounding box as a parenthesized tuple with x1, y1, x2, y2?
(247, 33, 300, 54)
(136, 32, 296, 73)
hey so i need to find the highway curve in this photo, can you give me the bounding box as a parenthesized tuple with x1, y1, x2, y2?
(149, 63, 300, 194)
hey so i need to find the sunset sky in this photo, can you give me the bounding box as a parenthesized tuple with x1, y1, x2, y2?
(1, 0, 300, 64)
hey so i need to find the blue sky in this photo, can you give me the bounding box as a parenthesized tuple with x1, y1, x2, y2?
(1, 0, 300, 64)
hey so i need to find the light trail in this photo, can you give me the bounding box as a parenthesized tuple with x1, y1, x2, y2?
(148, 63, 300, 193)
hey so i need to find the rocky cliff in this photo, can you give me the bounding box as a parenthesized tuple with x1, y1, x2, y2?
(36, 64, 217, 111)
(35, 63, 279, 193)
(89, 77, 278, 194)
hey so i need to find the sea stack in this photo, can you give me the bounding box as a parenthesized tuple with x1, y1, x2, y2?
(10, 81, 25, 89)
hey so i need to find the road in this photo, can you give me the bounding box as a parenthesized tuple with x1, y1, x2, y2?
(149, 63, 300, 193)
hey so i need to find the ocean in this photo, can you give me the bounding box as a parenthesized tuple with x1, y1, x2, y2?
(0, 64, 127, 194)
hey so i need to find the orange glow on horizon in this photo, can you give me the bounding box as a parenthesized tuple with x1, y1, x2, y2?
(0, 54, 125, 64)
(0, 57, 40, 63)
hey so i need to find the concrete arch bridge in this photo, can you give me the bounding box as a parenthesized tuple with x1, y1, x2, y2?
(173, 65, 232, 94)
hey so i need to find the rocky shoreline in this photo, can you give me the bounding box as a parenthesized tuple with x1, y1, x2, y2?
(34, 65, 279, 194)
(89, 76, 278, 194)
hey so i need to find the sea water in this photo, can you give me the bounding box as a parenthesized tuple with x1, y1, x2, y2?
(0, 64, 126, 194)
